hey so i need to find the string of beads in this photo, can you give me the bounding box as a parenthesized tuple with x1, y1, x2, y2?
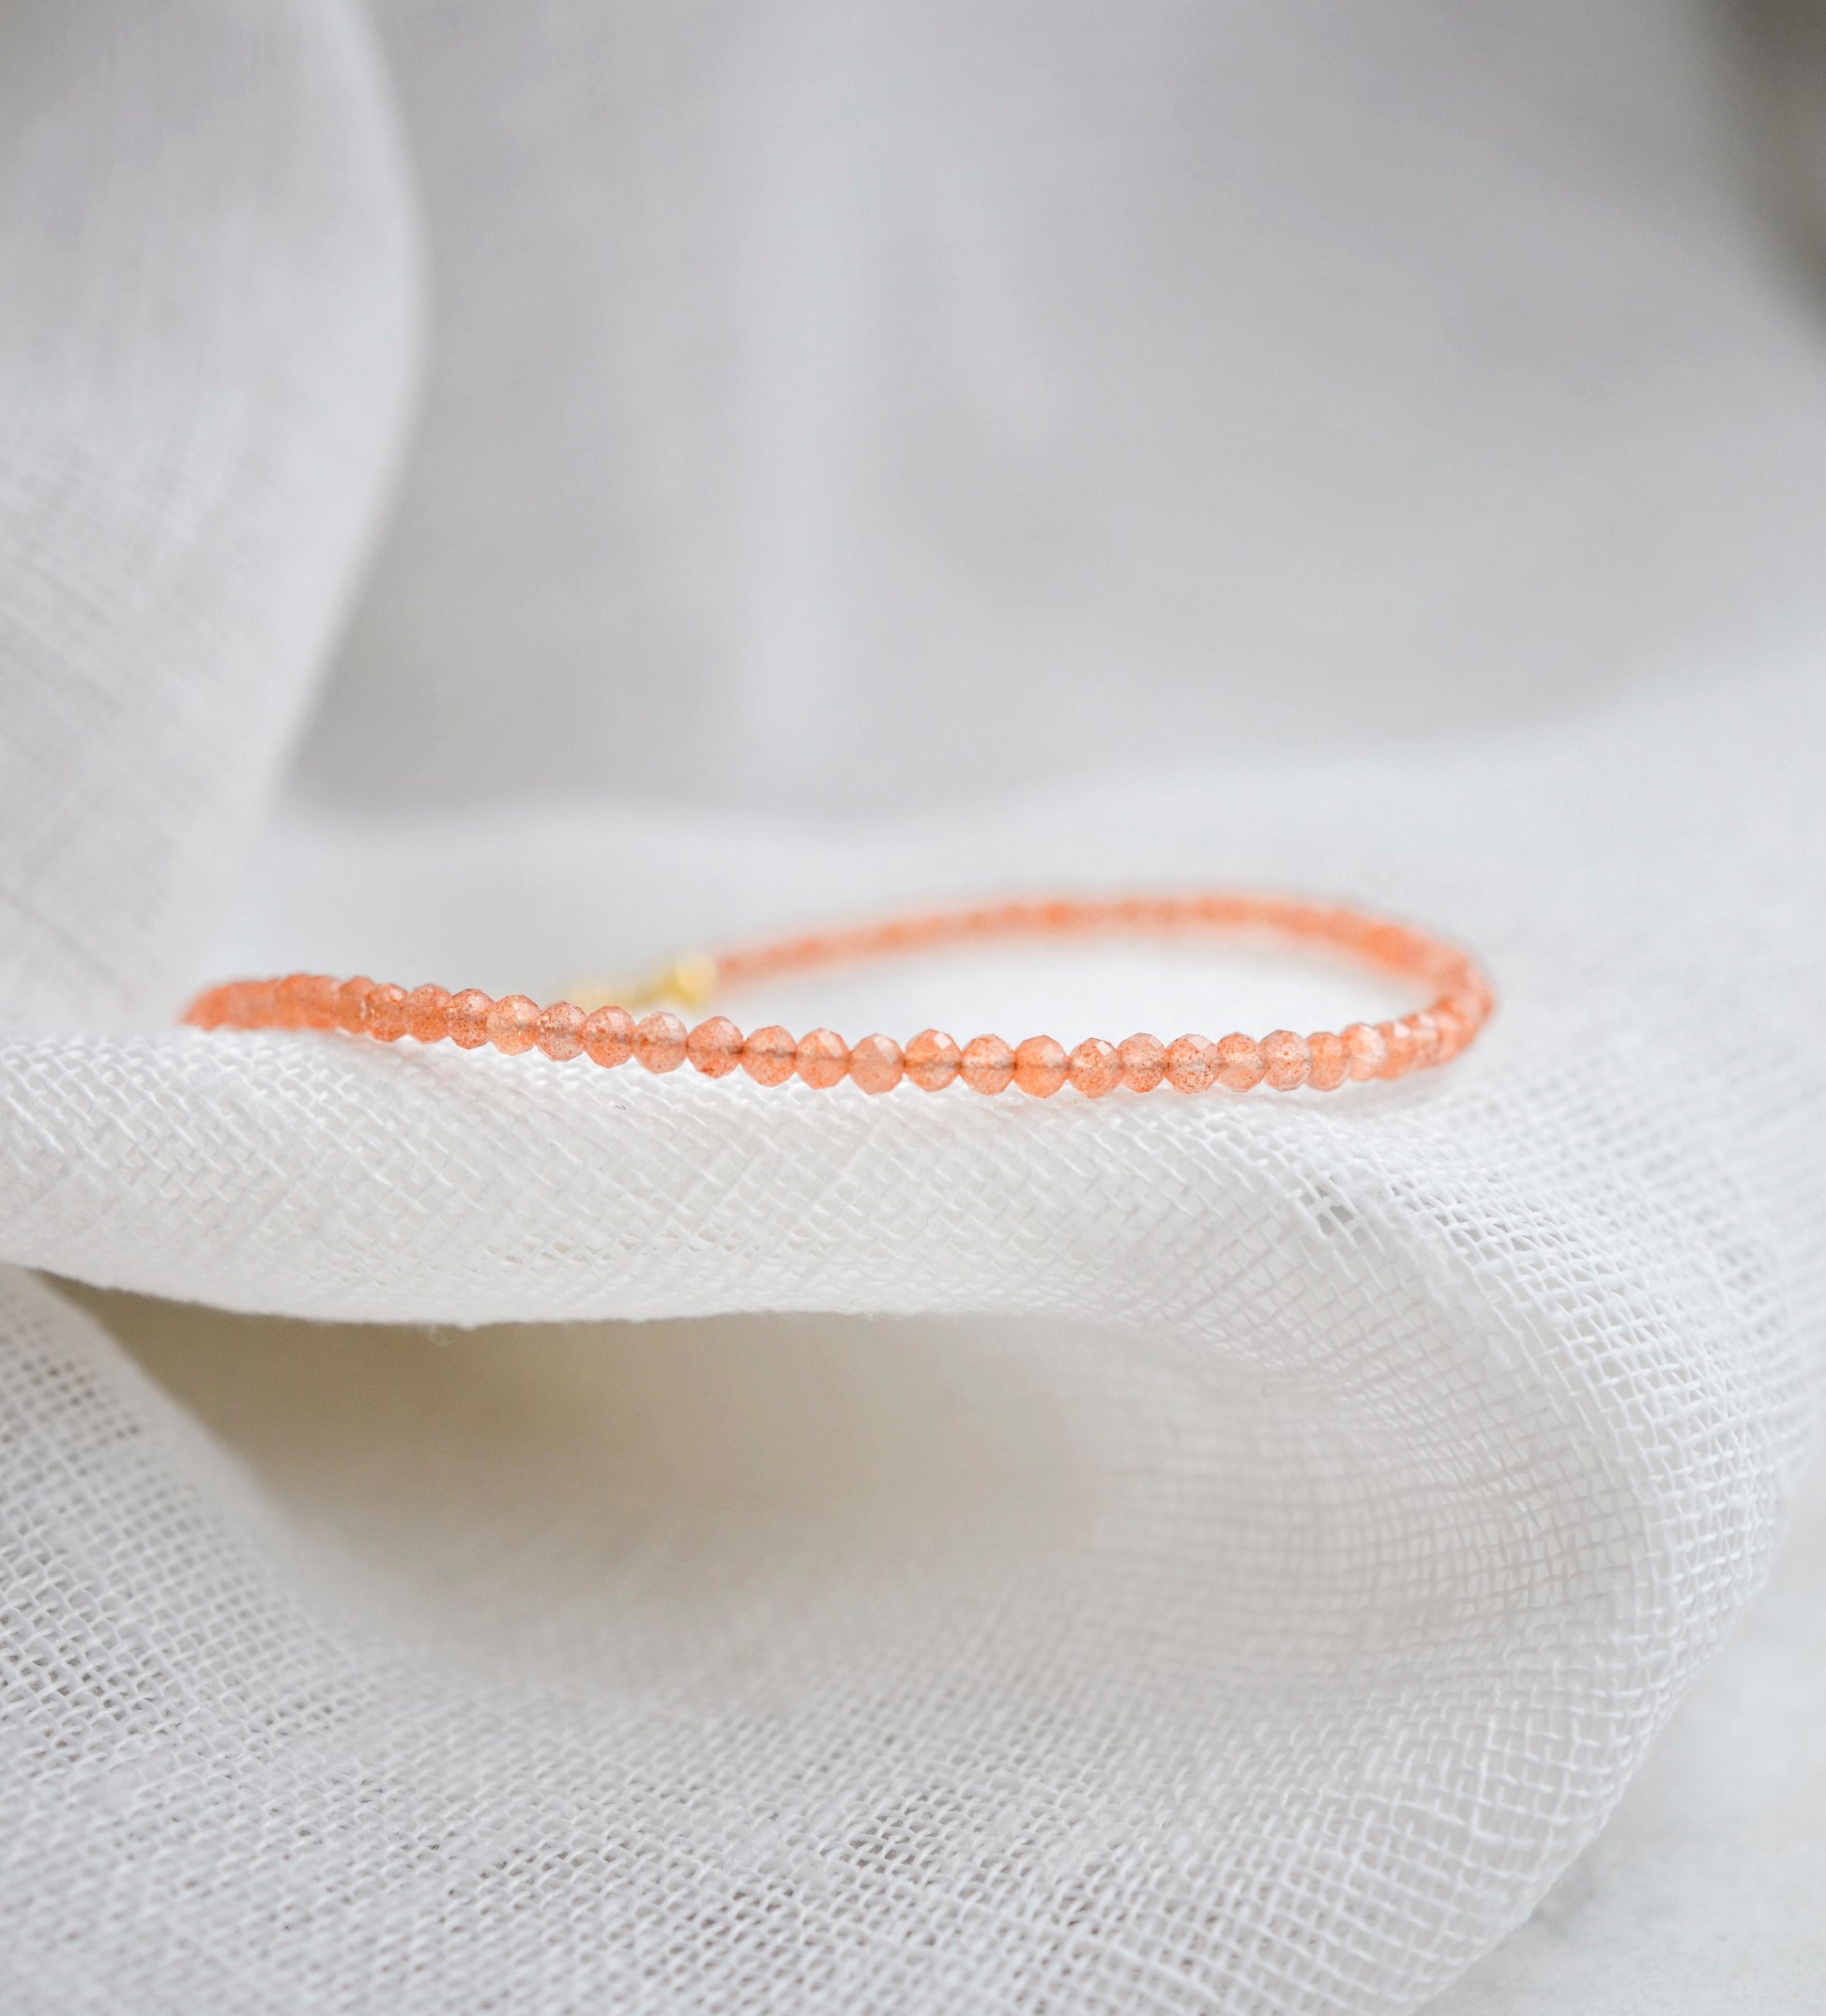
(182, 893, 1493, 1098)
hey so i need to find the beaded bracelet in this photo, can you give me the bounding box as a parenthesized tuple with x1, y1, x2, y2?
(181, 893, 1493, 1098)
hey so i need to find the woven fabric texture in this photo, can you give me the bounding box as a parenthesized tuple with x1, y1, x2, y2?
(3, 3, 1826, 2012)
(5, 671, 1826, 2013)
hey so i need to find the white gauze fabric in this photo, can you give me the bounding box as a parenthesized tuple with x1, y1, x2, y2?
(0, 0, 416, 1033)
(3, 3, 1826, 2014)
(4, 669, 1826, 2015)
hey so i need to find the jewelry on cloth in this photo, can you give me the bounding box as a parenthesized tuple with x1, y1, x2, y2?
(180, 893, 1494, 1098)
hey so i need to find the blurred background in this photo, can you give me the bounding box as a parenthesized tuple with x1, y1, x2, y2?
(288, 0, 1826, 822)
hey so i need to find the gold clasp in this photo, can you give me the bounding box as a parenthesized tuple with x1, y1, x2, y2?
(566, 953, 719, 1016)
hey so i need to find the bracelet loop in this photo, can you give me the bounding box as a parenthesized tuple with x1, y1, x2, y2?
(182, 892, 1494, 1098)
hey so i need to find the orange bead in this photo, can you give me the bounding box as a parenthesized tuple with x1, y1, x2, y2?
(487, 994, 540, 1055)
(537, 1000, 587, 1062)
(335, 976, 376, 1033)
(1118, 1033, 1168, 1093)
(1260, 1029, 1310, 1091)
(1405, 1012, 1442, 1070)
(581, 1004, 635, 1068)
(1377, 1018, 1418, 1079)
(182, 985, 229, 1031)
(687, 1015, 744, 1077)
(1305, 1031, 1348, 1092)
(1429, 1001, 1470, 1061)
(1214, 1032, 1265, 1092)
(1012, 1034, 1069, 1097)
(1446, 997, 1484, 1050)
(1165, 1033, 1221, 1093)
(300, 974, 341, 1028)
(449, 989, 493, 1049)
(904, 1028, 962, 1092)
(636, 1010, 690, 1073)
(274, 973, 312, 1028)
(848, 1033, 905, 1094)
(1342, 1022, 1386, 1081)
(1067, 1037, 1122, 1099)
(278, 973, 337, 1030)
(795, 1028, 848, 1089)
(741, 1024, 797, 1087)
(959, 1034, 1015, 1095)
(405, 985, 452, 1045)
(1364, 924, 1423, 971)
(362, 983, 408, 1043)
(241, 980, 281, 1027)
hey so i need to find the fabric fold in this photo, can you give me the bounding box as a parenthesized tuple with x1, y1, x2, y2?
(2, 671, 1820, 2011)
(0, 0, 418, 1031)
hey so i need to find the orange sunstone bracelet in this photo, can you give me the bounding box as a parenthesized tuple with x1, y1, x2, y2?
(181, 893, 1493, 1098)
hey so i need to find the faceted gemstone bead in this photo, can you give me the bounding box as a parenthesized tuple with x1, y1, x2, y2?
(1260, 1029, 1310, 1091)
(1165, 1033, 1221, 1093)
(1012, 1034, 1069, 1098)
(1377, 1018, 1418, 1078)
(278, 973, 336, 1029)
(1438, 967, 1490, 1017)
(449, 989, 493, 1049)
(335, 976, 376, 1033)
(1405, 1012, 1442, 1070)
(1067, 1037, 1122, 1099)
(302, 974, 340, 1027)
(1428, 1001, 1470, 1061)
(1305, 1030, 1348, 1092)
(1214, 1032, 1266, 1092)
(182, 985, 227, 1030)
(537, 1000, 587, 1062)
(959, 1034, 1015, 1095)
(904, 1029, 962, 1092)
(740, 1024, 798, 1087)
(404, 985, 453, 1045)
(1118, 1033, 1168, 1093)
(1363, 923, 1421, 971)
(795, 1027, 849, 1089)
(581, 1004, 636, 1068)
(687, 1015, 744, 1077)
(847, 1033, 905, 1094)
(362, 983, 409, 1043)
(488, 994, 541, 1055)
(635, 1010, 690, 1073)
(1342, 1022, 1387, 1081)
(274, 973, 312, 1027)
